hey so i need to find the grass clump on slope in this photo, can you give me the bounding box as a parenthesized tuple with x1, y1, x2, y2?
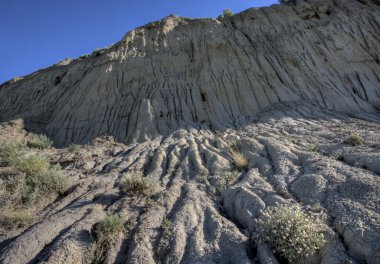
(120, 172, 155, 197)
(0, 141, 67, 229)
(27, 134, 53, 149)
(92, 214, 124, 264)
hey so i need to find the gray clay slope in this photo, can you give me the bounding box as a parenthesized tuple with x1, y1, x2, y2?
(0, 0, 380, 264)
(0, 0, 380, 146)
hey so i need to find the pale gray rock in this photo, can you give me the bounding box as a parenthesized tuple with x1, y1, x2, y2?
(0, 0, 379, 147)
(0, 1, 380, 264)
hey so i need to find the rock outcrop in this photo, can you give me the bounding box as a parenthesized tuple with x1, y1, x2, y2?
(1, 0, 379, 146)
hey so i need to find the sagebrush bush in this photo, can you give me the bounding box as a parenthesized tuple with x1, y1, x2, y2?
(344, 134, 364, 146)
(256, 204, 326, 263)
(14, 155, 50, 175)
(120, 173, 155, 197)
(1, 152, 67, 205)
(92, 214, 124, 264)
(22, 170, 67, 202)
(0, 143, 23, 165)
(218, 171, 240, 189)
(218, 8, 234, 18)
(27, 134, 53, 149)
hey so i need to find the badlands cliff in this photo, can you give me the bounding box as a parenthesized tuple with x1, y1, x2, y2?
(0, 0, 380, 263)
(1, 0, 380, 146)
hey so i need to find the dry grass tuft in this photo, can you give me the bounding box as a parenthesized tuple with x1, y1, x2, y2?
(229, 149, 249, 171)
(344, 134, 364, 146)
(120, 172, 155, 197)
(0, 208, 33, 230)
(27, 134, 53, 149)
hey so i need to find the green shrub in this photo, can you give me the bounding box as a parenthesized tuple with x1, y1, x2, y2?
(120, 173, 155, 197)
(218, 8, 234, 19)
(0, 143, 23, 165)
(27, 134, 53, 149)
(222, 171, 240, 187)
(307, 144, 320, 152)
(68, 143, 80, 152)
(22, 170, 67, 202)
(344, 134, 364, 146)
(92, 214, 124, 263)
(256, 204, 326, 263)
(161, 217, 173, 238)
(14, 155, 50, 175)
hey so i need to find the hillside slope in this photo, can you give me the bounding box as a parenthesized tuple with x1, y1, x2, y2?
(0, 0, 380, 264)
(1, 0, 379, 146)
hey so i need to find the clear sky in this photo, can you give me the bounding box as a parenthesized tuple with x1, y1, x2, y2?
(0, 0, 277, 83)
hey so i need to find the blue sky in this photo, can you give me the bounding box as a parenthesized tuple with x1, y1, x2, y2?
(0, 0, 277, 83)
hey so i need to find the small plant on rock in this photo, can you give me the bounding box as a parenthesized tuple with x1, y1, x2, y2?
(161, 217, 172, 238)
(218, 8, 234, 19)
(256, 203, 326, 263)
(344, 134, 364, 146)
(307, 144, 320, 152)
(68, 143, 80, 152)
(27, 134, 53, 149)
(92, 214, 124, 264)
(218, 171, 240, 189)
(120, 172, 155, 197)
(198, 174, 209, 184)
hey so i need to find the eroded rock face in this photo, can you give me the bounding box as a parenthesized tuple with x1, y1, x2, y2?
(0, 1, 380, 264)
(1, 0, 379, 146)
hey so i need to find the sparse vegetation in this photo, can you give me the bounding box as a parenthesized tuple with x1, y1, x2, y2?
(92, 214, 124, 264)
(307, 144, 320, 152)
(68, 143, 80, 152)
(330, 151, 344, 161)
(161, 217, 172, 238)
(229, 149, 249, 171)
(0, 209, 32, 230)
(198, 174, 209, 184)
(219, 171, 240, 189)
(120, 172, 155, 197)
(0, 143, 67, 228)
(22, 170, 67, 202)
(0, 143, 23, 165)
(27, 134, 53, 149)
(14, 155, 51, 175)
(344, 134, 364, 146)
(256, 204, 326, 263)
(218, 8, 234, 19)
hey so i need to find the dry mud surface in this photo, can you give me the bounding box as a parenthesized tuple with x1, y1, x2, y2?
(0, 108, 379, 264)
